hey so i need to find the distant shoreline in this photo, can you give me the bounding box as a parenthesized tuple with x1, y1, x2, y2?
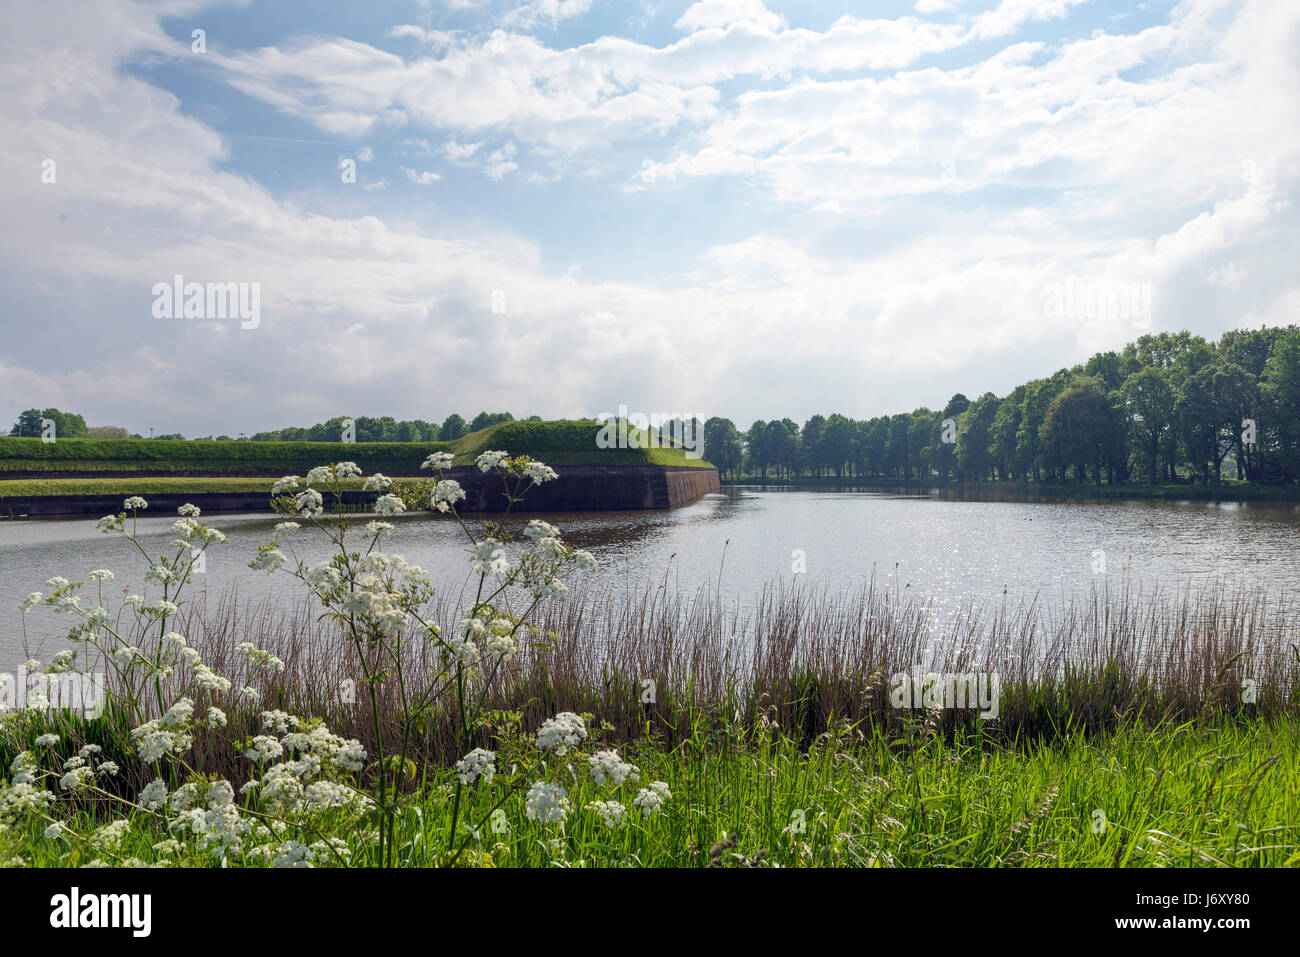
(721, 477, 1300, 503)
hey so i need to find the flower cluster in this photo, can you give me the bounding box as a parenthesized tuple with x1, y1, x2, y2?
(536, 712, 588, 755)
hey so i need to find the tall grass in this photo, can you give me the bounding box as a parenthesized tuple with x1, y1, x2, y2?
(21, 575, 1291, 792)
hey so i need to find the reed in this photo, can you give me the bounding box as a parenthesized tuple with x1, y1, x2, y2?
(40, 574, 1283, 788)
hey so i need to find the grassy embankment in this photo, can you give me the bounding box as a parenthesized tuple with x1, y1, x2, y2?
(4, 718, 1296, 867)
(3, 581, 1297, 867)
(0, 420, 713, 498)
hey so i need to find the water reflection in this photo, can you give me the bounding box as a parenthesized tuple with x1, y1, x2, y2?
(2, 487, 1297, 660)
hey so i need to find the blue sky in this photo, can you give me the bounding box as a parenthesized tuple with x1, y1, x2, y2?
(1, 0, 1296, 435)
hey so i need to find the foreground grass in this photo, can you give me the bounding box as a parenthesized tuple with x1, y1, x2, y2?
(6, 719, 1296, 868)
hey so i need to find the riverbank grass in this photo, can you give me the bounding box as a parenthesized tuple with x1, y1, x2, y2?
(4, 717, 1295, 867)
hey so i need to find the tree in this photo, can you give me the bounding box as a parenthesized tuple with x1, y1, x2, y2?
(745, 420, 772, 478)
(773, 419, 801, 478)
(908, 409, 938, 480)
(1177, 358, 1252, 484)
(703, 417, 743, 478)
(1120, 367, 1175, 484)
(820, 414, 855, 478)
(10, 408, 89, 439)
(956, 394, 999, 481)
(439, 414, 469, 441)
(1016, 375, 1068, 482)
(468, 411, 514, 433)
(1040, 377, 1113, 485)
(885, 414, 912, 480)
(1262, 329, 1300, 483)
(991, 385, 1027, 480)
(800, 415, 826, 477)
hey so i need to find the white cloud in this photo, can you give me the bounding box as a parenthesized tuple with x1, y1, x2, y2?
(1, 0, 1296, 436)
(500, 0, 594, 30)
(442, 139, 483, 161)
(403, 167, 443, 184)
(674, 0, 786, 34)
(482, 141, 518, 180)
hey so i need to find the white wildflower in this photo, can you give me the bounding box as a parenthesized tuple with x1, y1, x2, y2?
(454, 748, 496, 786)
(588, 750, 640, 787)
(536, 712, 587, 755)
(524, 781, 570, 824)
(634, 781, 671, 817)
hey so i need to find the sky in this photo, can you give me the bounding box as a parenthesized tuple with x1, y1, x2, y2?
(0, 0, 1297, 436)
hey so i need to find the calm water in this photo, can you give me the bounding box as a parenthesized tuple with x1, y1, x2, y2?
(2, 487, 1299, 664)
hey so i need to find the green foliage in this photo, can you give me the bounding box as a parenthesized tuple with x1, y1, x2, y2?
(8, 408, 89, 439)
(0, 437, 454, 477)
(717, 325, 1300, 488)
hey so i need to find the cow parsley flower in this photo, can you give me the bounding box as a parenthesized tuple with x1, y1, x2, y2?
(523, 462, 558, 484)
(588, 750, 640, 787)
(271, 476, 300, 495)
(250, 548, 288, 573)
(296, 489, 324, 516)
(260, 710, 299, 734)
(588, 800, 627, 828)
(475, 450, 508, 472)
(421, 451, 454, 471)
(246, 736, 283, 764)
(524, 781, 570, 823)
(535, 578, 568, 601)
(455, 748, 496, 786)
(470, 539, 510, 576)
(362, 473, 392, 491)
(634, 781, 671, 816)
(536, 712, 587, 755)
(177, 503, 201, 517)
(335, 461, 362, 479)
(524, 520, 560, 541)
(123, 496, 148, 511)
(431, 479, 466, 512)
(90, 820, 130, 851)
(306, 466, 334, 486)
(373, 493, 405, 516)
(273, 840, 315, 868)
(139, 778, 169, 811)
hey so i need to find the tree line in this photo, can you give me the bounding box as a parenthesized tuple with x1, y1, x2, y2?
(703, 327, 1300, 486)
(8, 411, 526, 443)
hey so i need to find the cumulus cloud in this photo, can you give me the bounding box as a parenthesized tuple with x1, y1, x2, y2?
(1, 0, 1297, 436)
(674, 0, 787, 34)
